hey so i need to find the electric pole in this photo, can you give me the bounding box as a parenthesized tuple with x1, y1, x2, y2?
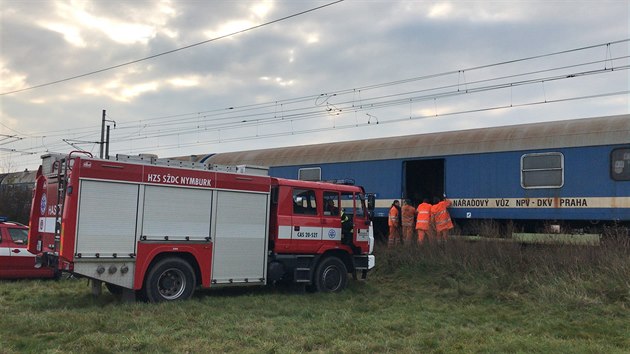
(99, 109, 106, 158)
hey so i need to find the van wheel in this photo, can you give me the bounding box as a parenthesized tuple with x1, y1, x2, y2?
(314, 257, 348, 292)
(144, 257, 196, 302)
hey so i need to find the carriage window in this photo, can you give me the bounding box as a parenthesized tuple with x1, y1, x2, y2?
(293, 189, 317, 215)
(611, 148, 630, 181)
(521, 153, 564, 189)
(298, 167, 321, 181)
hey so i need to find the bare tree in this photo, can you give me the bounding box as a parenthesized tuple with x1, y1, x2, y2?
(1, 158, 16, 173)
(0, 170, 35, 224)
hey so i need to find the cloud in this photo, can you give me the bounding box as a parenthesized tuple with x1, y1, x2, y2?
(259, 76, 295, 87)
(82, 78, 160, 102)
(428, 2, 453, 19)
(168, 76, 201, 88)
(38, 21, 86, 47)
(0, 0, 627, 172)
(36, 0, 178, 46)
(250, 0, 274, 19)
(0, 63, 28, 93)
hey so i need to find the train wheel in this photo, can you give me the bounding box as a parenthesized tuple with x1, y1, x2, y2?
(314, 256, 348, 293)
(144, 257, 196, 302)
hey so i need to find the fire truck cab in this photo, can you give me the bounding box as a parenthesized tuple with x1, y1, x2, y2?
(28, 153, 374, 302)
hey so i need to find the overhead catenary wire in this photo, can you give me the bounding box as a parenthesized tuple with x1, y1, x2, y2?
(69, 40, 630, 134)
(8, 72, 628, 158)
(103, 60, 630, 143)
(12, 39, 629, 140)
(11, 39, 630, 145)
(3, 60, 628, 160)
(3, 86, 628, 167)
(1, 39, 628, 168)
(99, 90, 630, 154)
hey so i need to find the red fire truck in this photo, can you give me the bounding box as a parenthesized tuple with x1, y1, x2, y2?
(28, 152, 375, 302)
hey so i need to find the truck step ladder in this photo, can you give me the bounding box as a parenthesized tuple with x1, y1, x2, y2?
(52, 157, 69, 253)
(294, 255, 315, 283)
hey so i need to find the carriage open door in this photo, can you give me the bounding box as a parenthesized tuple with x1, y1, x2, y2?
(402, 159, 445, 206)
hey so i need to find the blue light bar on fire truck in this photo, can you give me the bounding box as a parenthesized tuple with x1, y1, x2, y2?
(324, 179, 355, 185)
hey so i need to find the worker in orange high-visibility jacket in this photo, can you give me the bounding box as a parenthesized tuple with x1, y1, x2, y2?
(415, 198, 432, 243)
(388, 200, 401, 247)
(401, 199, 416, 244)
(431, 196, 453, 239)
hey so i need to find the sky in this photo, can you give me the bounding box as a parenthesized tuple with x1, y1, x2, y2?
(1, 0, 629, 172)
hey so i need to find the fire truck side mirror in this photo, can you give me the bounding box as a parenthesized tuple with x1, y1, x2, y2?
(367, 193, 375, 211)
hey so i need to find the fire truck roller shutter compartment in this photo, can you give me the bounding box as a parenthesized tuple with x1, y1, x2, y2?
(76, 180, 139, 257)
(74, 180, 139, 289)
(142, 185, 212, 241)
(211, 190, 269, 285)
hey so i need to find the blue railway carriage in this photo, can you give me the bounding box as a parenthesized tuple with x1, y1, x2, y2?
(203, 114, 629, 235)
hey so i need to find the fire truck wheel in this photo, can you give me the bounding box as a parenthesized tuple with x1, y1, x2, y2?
(144, 257, 196, 302)
(314, 256, 348, 293)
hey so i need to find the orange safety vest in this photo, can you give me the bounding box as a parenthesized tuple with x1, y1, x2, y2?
(401, 205, 415, 227)
(415, 202, 432, 230)
(388, 205, 399, 227)
(433, 199, 453, 232)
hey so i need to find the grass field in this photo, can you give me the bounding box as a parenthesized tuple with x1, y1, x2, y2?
(1, 236, 629, 353)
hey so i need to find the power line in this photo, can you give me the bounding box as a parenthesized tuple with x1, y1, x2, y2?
(107, 59, 629, 143)
(105, 39, 630, 128)
(12, 39, 629, 139)
(3, 86, 627, 169)
(104, 90, 630, 154)
(5, 58, 628, 158)
(35, 61, 621, 148)
(0, 0, 345, 96)
(2, 39, 628, 166)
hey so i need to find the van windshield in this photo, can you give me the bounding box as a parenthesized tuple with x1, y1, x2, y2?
(9, 228, 28, 243)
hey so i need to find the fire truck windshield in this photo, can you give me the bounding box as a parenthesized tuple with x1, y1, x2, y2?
(340, 192, 368, 217)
